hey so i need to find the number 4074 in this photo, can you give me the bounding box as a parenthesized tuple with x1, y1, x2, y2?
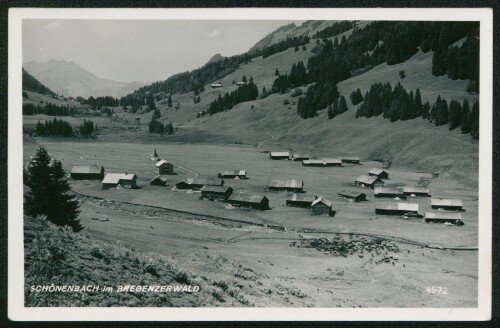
(426, 286, 447, 294)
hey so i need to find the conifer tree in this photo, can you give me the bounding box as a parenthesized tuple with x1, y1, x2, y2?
(460, 99, 472, 134)
(275, 68, 280, 76)
(338, 96, 348, 114)
(327, 104, 334, 119)
(167, 96, 173, 108)
(25, 147, 82, 232)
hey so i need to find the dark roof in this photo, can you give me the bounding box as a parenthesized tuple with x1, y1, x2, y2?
(338, 190, 366, 198)
(201, 185, 232, 193)
(71, 165, 103, 174)
(192, 177, 224, 186)
(229, 192, 267, 204)
(285, 194, 317, 202)
(369, 168, 388, 175)
(150, 175, 167, 183)
(355, 175, 380, 185)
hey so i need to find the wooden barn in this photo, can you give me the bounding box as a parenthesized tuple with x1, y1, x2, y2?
(70, 165, 105, 180)
(102, 173, 137, 189)
(150, 176, 168, 186)
(268, 179, 304, 192)
(355, 175, 384, 189)
(341, 157, 360, 164)
(310, 197, 336, 217)
(176, 177, 224, 190)
(369, 168, 389, 179)
(431, 198, 464, 211)
(201, 185, 233, 201)
(285, 194, 317, 208)
(374, 187, 406, 199)
(211, 83, 222, 88)
(156, 159, 174, 175)
(228, 192, 269, 210)
(218, 170, 247, 179)
(236, 81, 246, 86)
(375, 202, 419, 215)
(269, 152, 290, 160)
(292, 153, 310, 161)
(338, 190, 367, 202)
(302, 158, 342, 167)
(402, 186, 430, 197)
(424, 212, 464, 226)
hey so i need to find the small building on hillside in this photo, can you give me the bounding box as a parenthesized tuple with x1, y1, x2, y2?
(211, 83, 223, 88)
(102, 173, 137, 189)
(176, 177, 224, 190)
(402, 186, 430, 197)
(269, 152, 290, 160)
(302, 158, 342, 167)
(355, 175, 384, 189)
(156, 159, 174, 175)
(268, 179, 304, 192)
(70, 165, 105, 180)
(310, 197, 336, 217)
(338, 190, 367, 202)
(375, 202, 419, 215)
(369, 168, 389, 179)
(286, 194, 317, 208)
(424, 212, 464, 226)
(292, 153, 310, 161)
(236, 81, 246, 86)
(150, 175, 168, 187)
(228, 192, 269, 210)
(218, 170, 247, 179)
(374, 187, 406, 199)
(431, 198, 464, 211)
(341, 157, 360, 164)
(201, 185, 233, 201)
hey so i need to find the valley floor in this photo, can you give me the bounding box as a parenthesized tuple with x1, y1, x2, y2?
(22, 135, 479, 308)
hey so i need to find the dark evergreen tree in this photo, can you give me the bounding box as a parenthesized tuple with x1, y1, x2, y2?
(25, 147, 82, 232)
(167, 95, 173, 108)
(460, 99, 472, 134)
(327, 104, 334, 119)
(338, 96, 348, 114)
(470, 100, 479, 139)
(448, 99, 462, 130)
(275, 68, 280, 76)
(414, 89, 423, 117)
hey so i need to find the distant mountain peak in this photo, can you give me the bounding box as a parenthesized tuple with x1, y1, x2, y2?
(206, 53, 225, 65)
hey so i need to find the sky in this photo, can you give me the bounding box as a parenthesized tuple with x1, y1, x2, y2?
(23, 19, 295, 83)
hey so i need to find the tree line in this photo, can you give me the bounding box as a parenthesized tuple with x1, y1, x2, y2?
(76, 96, 120, 110)
(354, 82, 479, 139)
(207, 79, 259, 115)
(312, 21, 356, 39)
(35, 118, 73, 137)
(23, 103, 77, 116)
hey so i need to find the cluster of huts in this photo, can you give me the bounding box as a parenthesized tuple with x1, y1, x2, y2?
(268, 151, 466, 225)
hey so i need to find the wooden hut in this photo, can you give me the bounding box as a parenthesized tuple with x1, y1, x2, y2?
(341, 157, 360, 164)
(374, 187, 406, 199)
(228, 192, 269, 210)
(176, 177, 224, 190)
(338, 190, 367, 202)
(431, 198, 464, 211)
(355, 175, 384, 189)
(70, 165, 105, 180)
(375, 202, 419, 215)
(285, 194, 317, 208)
(156, 159, 174, 175)
(310, 197, 336, 217)
(369, 168, 389, 179)
(269, 152, 290, 160)
(211, 83, 222, 88)
(201, 185, 233, 201)
(268, 179, 304, 192)
(425, 212, 464, 226)
(302, 158, 342, 167)
(102, 173, 137, 189)
(402, 186, 430, 197)
(292, 153, 310, 161)
(218, 170, 247, 179)
(150, 175, 168, 187)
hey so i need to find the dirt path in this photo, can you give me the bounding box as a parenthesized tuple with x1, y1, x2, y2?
(257, 134, 275, 150)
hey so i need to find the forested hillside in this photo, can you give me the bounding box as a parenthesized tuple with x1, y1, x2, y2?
(23, 68, 55, 96)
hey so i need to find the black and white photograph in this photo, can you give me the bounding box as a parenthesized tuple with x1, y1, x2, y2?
(7, 7, 492, 321)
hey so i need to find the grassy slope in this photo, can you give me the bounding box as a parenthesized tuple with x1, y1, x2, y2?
(24, 215, 296, 307)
